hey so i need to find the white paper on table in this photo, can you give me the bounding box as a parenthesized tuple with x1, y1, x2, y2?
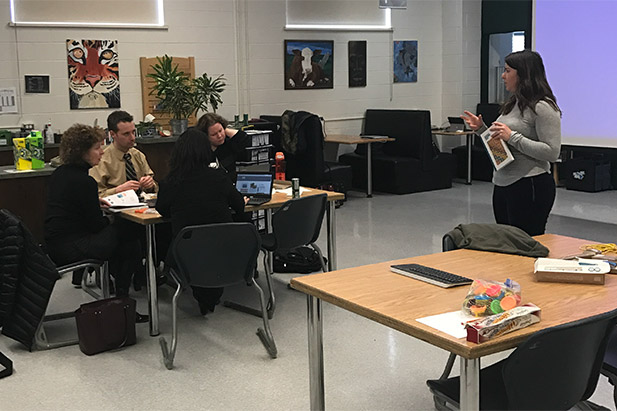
(274, 187, 312, 196)
(102, 190, 146, 208)
(416, 310, 477, 339)
(3, 168, 34, 173)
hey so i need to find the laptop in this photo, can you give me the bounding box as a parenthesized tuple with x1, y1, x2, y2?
(236, 172, 273, 205)
(446, 116, 470, 132)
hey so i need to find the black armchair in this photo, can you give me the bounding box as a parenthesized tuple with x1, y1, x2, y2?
(339, 109, 454, 194)
(260, 112, 353, 196)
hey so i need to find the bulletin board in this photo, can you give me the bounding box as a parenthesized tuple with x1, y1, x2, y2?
(139, 56, 197, 130)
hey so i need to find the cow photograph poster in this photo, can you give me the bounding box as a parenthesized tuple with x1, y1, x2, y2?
(284, 40, 333, 90)
(393, 40, 418, 83)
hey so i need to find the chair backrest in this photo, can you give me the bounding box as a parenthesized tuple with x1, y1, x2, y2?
(442, 232, 457, 252)
(172, 222, 261, 288)
(502, 308, 617, 410)
(361, 109, 433, 161)
(474, 103, 501, 147)
(281, 111, 326, 187)
(0, 209, 59, 349)
(602, 326, 617, 376)
(272, 194, 327, 250)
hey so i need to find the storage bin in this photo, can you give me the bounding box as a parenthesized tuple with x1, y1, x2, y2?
(565, 159, 611, 192)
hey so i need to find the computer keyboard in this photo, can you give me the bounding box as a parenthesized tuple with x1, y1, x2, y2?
(247, 197, 270, 205)
(390, 263, 473, 288)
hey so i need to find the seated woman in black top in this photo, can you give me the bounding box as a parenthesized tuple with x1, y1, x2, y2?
(45, 124, 142, 303)
(156, 128, 247, 314)
(196, 112, 250, 183)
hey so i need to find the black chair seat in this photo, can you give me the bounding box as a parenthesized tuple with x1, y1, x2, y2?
(427, 360, 509, 410)
(427, 308, 617, 410)
(260, 233, 276, 251)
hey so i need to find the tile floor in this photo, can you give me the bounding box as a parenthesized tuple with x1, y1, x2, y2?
(1, 181, 616, 410)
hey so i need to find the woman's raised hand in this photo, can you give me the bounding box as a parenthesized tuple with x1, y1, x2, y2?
(461, 111, 483, 131)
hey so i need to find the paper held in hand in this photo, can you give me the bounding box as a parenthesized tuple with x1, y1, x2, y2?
(102, 190, 146, 208)
(480, 129, 514, 170)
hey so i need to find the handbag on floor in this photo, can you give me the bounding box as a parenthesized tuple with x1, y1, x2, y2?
(74, 296, 137, 356)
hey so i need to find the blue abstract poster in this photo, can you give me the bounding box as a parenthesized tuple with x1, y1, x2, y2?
(393, 40, 418, 83)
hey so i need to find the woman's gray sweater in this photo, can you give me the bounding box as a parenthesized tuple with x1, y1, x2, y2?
(476, 100, 561, 187)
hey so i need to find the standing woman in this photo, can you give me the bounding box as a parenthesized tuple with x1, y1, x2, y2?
(156, 128, 247, 314)
(462, 50, 561, 236)
(196, 113, 250, 183)
(45, 124, 144, 311)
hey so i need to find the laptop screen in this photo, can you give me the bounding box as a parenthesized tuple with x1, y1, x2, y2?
(236, 173, 273, 197)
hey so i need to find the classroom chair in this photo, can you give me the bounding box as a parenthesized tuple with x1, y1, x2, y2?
(601, 327, 617, 408)
(427, 306, 617, 410)
(260, 194, 328, 319)
(160, 222, 277, 370)
(0, 209, 110, 351)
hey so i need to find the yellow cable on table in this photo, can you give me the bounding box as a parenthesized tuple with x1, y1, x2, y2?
(580, 243, 617, 254)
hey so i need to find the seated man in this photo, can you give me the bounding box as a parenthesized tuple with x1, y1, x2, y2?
(90, 110, 157, 196)
(90, 110, 165, 290)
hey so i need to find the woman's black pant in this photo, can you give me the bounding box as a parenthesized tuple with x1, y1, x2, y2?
(492, 172, 556, 237)
(47, 220, 141, 296)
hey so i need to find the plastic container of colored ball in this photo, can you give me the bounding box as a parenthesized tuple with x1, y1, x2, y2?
(462, 278, 521, 317)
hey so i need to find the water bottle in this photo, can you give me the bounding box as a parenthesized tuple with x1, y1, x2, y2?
(275, 151, 286, 181)
(44, 120, 54, 144)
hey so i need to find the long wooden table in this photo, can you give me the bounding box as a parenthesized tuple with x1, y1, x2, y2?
(290, 234, 617, 410)
(324, 134, 395, 197)
(120, 184, 345, 336)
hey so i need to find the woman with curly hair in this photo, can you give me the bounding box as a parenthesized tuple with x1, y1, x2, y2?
(45, 124, 144, 314)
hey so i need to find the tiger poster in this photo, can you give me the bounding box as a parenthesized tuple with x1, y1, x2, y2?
(66, 39, 120, 110)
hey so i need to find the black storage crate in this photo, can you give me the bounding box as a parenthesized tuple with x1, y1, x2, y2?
(565, 159, 611, 192)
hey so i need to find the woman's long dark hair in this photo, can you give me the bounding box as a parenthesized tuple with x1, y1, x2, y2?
(502, 50, 561, 116)
(167, 128, 215, 183)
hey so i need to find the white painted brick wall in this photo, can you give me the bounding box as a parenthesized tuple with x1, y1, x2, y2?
(0, 0, 481, 139)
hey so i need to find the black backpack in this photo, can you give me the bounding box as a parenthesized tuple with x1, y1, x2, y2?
(273, 246, 327, 274)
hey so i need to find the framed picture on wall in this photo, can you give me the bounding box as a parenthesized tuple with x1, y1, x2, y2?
(348, 41, 367, 87)
(66, 39, 120, 109)
(393, 40, 418, 83)
(284, 40, 333, 90)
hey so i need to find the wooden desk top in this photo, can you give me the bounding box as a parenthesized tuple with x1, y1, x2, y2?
(119, 184, 345, 226)
(324, 134, 395, 144)
(290, 234, 617, 359)
(431, 130, 475, 137)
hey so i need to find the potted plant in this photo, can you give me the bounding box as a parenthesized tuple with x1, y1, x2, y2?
(148, 55, 226, 135)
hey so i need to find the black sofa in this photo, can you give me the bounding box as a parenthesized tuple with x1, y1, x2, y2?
(339, 109, 454, 194)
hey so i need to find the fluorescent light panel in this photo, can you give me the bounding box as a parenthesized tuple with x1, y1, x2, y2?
(10, 0, 165, 27)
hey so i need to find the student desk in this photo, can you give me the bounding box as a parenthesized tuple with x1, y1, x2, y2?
(324, 134, 395, 197)
(290, 234, 616, 410)
(432, 130, 475, 185)
(119, 185, 344, 336)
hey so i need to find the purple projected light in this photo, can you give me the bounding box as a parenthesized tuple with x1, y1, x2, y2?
(535, 0, 617, 147)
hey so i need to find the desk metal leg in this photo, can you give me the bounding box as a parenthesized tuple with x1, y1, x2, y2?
(307, 295, 325, 411)
(366, 143, 373, 197)
(326, 201, 337, 271)
(266, 209, 273, 273)
(466, 133, 473, 185)
(459, 357, 480, 411)
(145, 225, 159, 336)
